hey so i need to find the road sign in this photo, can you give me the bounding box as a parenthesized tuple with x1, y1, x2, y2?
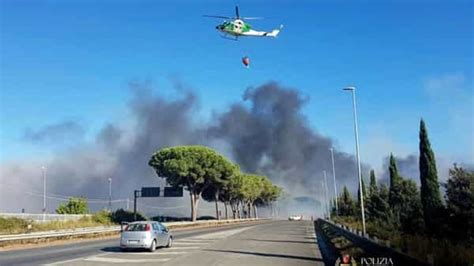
(164, 187, 183, 197)
(141, 187, 160, 197)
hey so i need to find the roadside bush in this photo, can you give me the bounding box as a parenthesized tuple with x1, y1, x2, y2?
(56, 197, 88, 214)
(0, 217, 31, 234)
(91, 210, 112, 225)
(111, 209, 147, 223)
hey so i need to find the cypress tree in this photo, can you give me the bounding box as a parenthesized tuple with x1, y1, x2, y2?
(369, 170, 377, 196)
(367, 183, 391, 223)
(388, 154, 402, 208)
(357, 176, 367, 204)
(340, 186, 355, 216)
(419, 119, 443, 234)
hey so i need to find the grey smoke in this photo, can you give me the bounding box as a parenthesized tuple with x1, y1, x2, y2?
(378, 154, 473, 188)
(1, 81, 367, 217)
(380, 154, 419, 185)
(23, 120, 85, 144)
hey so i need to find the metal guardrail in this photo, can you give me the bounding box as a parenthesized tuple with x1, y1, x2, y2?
(0, 218, 262, 244)
(318, 219, 429, 266)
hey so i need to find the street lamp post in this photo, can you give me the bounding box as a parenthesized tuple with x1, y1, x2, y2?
(41, 166, 47, 222)
(330, 148, 338, 215)
(323, 171, 331, 220)
(108, 178, 112, 211)
(320, 181, 327, 218)
(343, 86, 366, 235)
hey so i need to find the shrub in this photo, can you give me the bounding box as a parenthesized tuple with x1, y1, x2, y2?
(111, 209, 147, 223)
(0, 217, 31, 234)
(56, 197, 88, 214)
(91, 210, 112, 224)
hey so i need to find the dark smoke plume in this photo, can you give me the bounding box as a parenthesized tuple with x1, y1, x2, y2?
(1, 81, 365, 217)
(23, 120, 85, 144)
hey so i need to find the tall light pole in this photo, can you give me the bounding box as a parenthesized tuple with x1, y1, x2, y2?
(108, 178, 112, 211)
(343, 86, 366, 235)
(330, 148, 338, 215)
(323, 171, 331, 220)
(41, 166, 47, 221)
(320, 181, 327, 218)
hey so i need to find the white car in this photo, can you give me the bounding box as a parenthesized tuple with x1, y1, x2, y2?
(288, 215, 303, 221)
(120, 221, 173, 252)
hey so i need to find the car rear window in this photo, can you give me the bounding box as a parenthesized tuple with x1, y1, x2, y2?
(125, 223, 148, 231)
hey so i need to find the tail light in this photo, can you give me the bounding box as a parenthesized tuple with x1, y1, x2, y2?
(145, 224, 151, 231)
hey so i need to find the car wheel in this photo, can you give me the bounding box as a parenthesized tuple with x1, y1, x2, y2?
(149, 240, 156, 252)
(166, 237, 173, 248)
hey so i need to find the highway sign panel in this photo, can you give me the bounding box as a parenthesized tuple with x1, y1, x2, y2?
(164, 187, 183, 197)
(141, 187, 160, 197)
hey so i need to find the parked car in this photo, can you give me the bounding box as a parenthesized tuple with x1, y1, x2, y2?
(288, 215, 303, 221)
(120, 221, 173, 252)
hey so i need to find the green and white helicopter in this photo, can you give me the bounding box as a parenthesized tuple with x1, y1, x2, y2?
(205, 6, 283, 40)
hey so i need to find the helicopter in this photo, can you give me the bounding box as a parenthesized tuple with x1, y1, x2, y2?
(205, 6, 283, 40)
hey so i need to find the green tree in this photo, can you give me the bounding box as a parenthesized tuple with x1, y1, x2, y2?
(148, 145, 238, 222)
(227, 173, 245, 219)
(339, 186, 355, 216)
(444, 165, 474, 242)
(357, 176, 367, 204)
(419, 119, 443, 234)
(112, 209, 147, 223)
(369, 170, 377, 197)
(254, 176, 282, 218)
(388, 154, 402, 207)
(56, 197, 88, 214)
(240, 174, 264, 218)
(366, 183, 391, 222)
(388, 154, 404, 225)
(398, 179, 424, 234)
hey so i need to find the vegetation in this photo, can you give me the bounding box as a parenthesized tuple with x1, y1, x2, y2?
(56, 197, 88, 214)
(0, 209, 147, 234)
(149, 145, 282, 221)
(111, 209, 147, 223)
(148, 145, 239, 222)
(419, 119, 444, 235)
(329, 119, 474, 266)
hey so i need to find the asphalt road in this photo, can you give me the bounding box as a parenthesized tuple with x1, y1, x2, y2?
(0, 220, 324, 266)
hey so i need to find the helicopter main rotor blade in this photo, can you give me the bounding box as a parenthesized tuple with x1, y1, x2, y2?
(235, 6, 240, 19)
(241, 17, 264, 20)
(203, 15, 233, 19)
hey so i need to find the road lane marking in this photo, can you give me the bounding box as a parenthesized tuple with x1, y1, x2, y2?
(169, 246, 201, 250)
(84, 257, 170, 263)
(111, 251, 188, 255)
(173, 242, 209, 246)
(43, 253, 108, 265)
(191, 226, 254, 239)
(175, 239, 215, 242)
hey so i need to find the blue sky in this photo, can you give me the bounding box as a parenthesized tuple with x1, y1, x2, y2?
(1, 0, 473, 171)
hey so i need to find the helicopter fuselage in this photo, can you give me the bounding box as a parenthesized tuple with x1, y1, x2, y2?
(216, 19, 251, 36)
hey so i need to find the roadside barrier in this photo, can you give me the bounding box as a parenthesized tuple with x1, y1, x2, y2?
(0, 218, 264, 247)
(316, 219, 429, 266)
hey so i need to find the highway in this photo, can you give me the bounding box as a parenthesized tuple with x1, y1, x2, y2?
(0, 220, 324, 266)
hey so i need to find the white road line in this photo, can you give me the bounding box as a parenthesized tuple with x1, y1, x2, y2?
(176, 239, 215, 242)
(43, 253, 108, 265)
(173, 242, 209, 246)
(169, 246, 202, 250)
(113, 251, 188, 255)
(192, 226, 254, 239)
(84, 257, 170, 263)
